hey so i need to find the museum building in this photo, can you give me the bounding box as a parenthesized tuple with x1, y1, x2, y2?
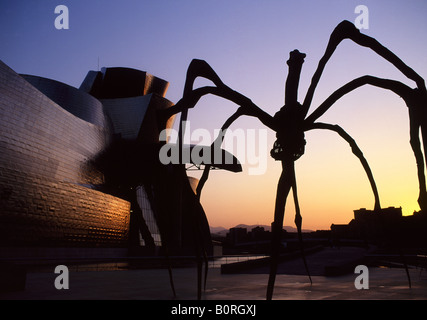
(0, 60, 221, 259)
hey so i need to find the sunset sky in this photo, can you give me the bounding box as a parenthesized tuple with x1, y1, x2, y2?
(1, 0, 427, 230)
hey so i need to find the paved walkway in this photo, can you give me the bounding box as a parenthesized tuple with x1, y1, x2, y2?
(1, 265, 426, 300)
(223, 246, 369, 276)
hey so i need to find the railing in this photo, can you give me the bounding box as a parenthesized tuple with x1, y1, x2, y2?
(208, 255, 268, 269)
(1, 254, 269, 272)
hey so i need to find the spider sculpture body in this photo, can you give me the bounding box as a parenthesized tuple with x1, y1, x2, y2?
(159, 20, 427, 299)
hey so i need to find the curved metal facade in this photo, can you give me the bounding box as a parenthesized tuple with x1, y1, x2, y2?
(21, 74, 107, 128)
(0, 59, 213, 257)
(0, 60, 132, 247)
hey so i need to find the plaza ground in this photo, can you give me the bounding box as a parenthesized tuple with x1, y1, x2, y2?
(1, 259, 426, 300)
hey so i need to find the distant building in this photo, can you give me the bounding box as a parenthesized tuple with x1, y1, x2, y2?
(227, 228, 248, 245)
(354, 207, 402, 221)
(331, 206, 427, 246)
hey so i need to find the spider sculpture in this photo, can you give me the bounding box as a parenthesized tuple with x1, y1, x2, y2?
(159, 20, 427, 300)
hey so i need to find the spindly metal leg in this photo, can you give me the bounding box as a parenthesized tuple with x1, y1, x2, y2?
(164, 247, 177, 298)
(267, 161, 293, 300)
(307, 122, 381, 211)
(290, 164, 312, 285)
(196, 249, 203, 300)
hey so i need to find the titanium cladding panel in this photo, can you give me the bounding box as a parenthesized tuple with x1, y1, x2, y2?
(0, 60, 130, 247)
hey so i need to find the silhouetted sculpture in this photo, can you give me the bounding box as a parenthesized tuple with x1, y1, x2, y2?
(160, 20, 426, 299)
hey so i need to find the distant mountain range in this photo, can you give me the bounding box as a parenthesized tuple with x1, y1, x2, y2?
(210, 224, 313, 236)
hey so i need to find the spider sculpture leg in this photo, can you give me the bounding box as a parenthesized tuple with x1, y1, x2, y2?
(196, 110, 243, 200)
(307, 122, 381, 211)
(267, 160, 295, 300)
(301, 20, 425, 288)
(306, 76, 427, 213)
(177, 166, 212, 299)
(290, 163, 312, 286)
(174, 60, 225, 299)
(305, 85, 421, 290)
(195, 109, 261, 294)
(143, 183, 177, 297)
(169, 59, 279, 299)
(171, 60, 264, 299)
(409, 107, 427, 211)
(303, 20, 427, 211)
(266, 159, 312, 300)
